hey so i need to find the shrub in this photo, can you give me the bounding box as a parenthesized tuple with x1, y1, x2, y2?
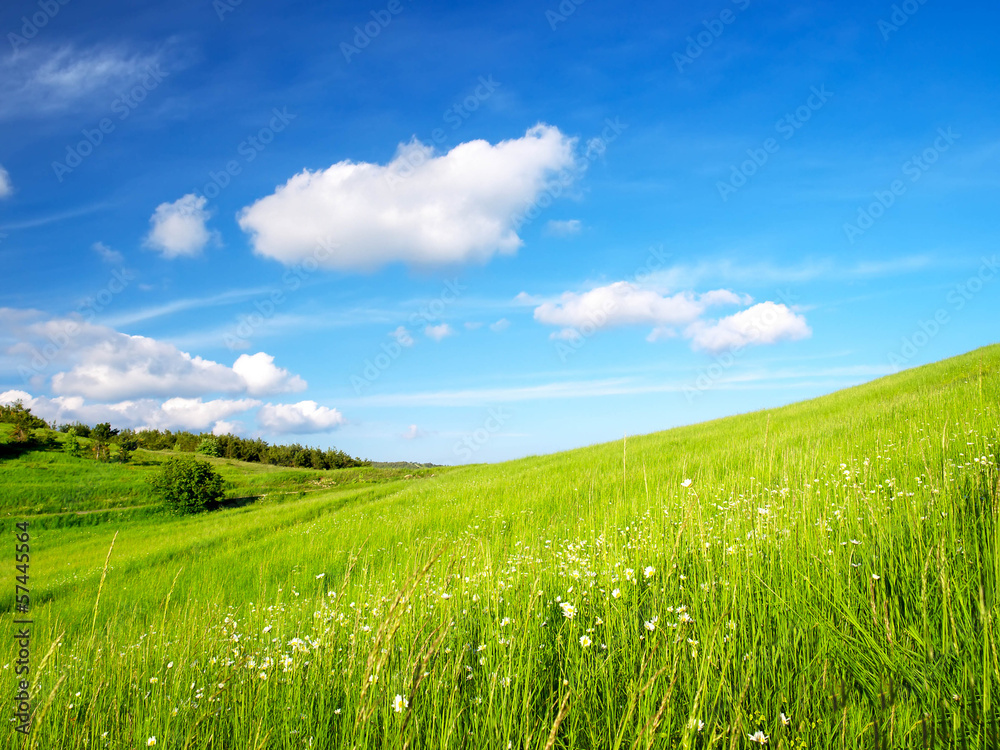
(63, 433, 83, 457)
(197, 437, 221, 457)
(149, 459, 225, 514)
(116, 436, 139, 463)
(0, 401, 46, 442)
(91, 422, 119, 462)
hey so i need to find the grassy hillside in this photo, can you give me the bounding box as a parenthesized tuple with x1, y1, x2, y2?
(1, 346, 997, 748)
(0, 426, 441, 518)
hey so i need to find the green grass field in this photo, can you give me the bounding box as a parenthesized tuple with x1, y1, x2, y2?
(1, 346, 997, 748)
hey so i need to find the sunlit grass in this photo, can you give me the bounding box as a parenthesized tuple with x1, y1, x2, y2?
(1, 345, 997, 748)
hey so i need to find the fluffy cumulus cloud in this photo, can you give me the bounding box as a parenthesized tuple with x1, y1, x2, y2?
(402, 424, 424, 440)
(145, 193, 215, 258)
(0, 390, 258, 433)
(529, 280, 809, 352)
(1, 312, 344, 435)
(424, 323, 454, 342)
(1, 312, 307, 401)
(231, 352, 307, 396)
(533, 282, 732, 340)
(237, 124, 578, 270)
(0, 164, 12, 197)
(257, 401, 345, 433)
(687, 302, 811, 353)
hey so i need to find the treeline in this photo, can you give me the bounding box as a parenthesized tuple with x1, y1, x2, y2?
(59, 424, 368, 470)
(1, 403, 369, 470)
(0, 401, 48, 442)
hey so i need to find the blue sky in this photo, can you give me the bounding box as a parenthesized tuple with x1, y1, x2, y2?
(0, 0, 997, 464)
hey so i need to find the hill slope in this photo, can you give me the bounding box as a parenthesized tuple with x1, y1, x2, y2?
(1, 345, 997, 748)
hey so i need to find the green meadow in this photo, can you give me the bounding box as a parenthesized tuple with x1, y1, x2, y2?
(1, 345, 997, 748)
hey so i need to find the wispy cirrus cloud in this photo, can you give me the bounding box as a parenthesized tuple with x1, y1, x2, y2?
(344, 364, 893, 408)
(0, 45, 165, 119)
(91, 241, 123, 264)
(0, 165, 12, 198)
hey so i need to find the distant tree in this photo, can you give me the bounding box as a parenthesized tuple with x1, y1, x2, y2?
(68, 422, 92, 438)
(63, 432, 83, 457)
(90, 422, 119, 462)
(197, 437, 221, 457)
(0, 401, 47, 443)
(149, 458, 226, 514)
(116, 436, 139, 463)
(173, 432, 200, 452)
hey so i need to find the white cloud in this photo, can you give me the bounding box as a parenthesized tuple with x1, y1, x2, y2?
(1, 311, 306, 401)
(687, 302, 812, 353)
(529, 280, 809, 352)
(156, 397, 261, 431)
(402, 424, 424, 440)
(533, 281, 709, 338)
(257, 401, 345, 433)
(48, 331, 244, 400)
(424, 323, 454, 341)
(698, 289, 751, 306)
(232, 352, 307, 396)
(145, 194, 215, 259)
(212, 420, 242, 436)
(1, 390, 258, 432)
(237, 124, 578, 270)
(544, 219, 581, 236)
(0, 389, 32, 405)
(390, 326, 414, 346)
(0, 46, 164, 120)
(513, 291, 543, 306)
(489, 318, 510, 333)
(0, 165, 12, 198)
(92, 241, 124, 264)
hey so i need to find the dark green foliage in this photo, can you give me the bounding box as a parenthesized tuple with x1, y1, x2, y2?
(149, 458, 225, 514)
(197, 437, 221, 457)
(116, 435, 139, 463)
(63, 433, 83, 457)
(67, 422, 92, 437)
(90, 422, 119, 462)
(0, 400, 47, 442)
(41, 419, 369, 471)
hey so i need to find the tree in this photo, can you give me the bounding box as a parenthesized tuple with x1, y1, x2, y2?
(68, 422, 92, 438)
(116, 436, 139, 463)
(197, 437, 221, 457)
(63, 432, 83, 457)
(90, 422, 119, 462)
(0, 401, 46, 443)
(149, 458, 225, 514)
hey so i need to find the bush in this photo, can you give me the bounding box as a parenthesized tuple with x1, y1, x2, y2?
(0, 401, 47, 442)
(197, 437, 221, 457)
(149, 459, 225, 514)
(116, 436, 139, 463)
(63, 433, 82, 457)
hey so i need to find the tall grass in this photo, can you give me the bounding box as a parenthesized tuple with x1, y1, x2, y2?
(1, 346, 997, 748)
